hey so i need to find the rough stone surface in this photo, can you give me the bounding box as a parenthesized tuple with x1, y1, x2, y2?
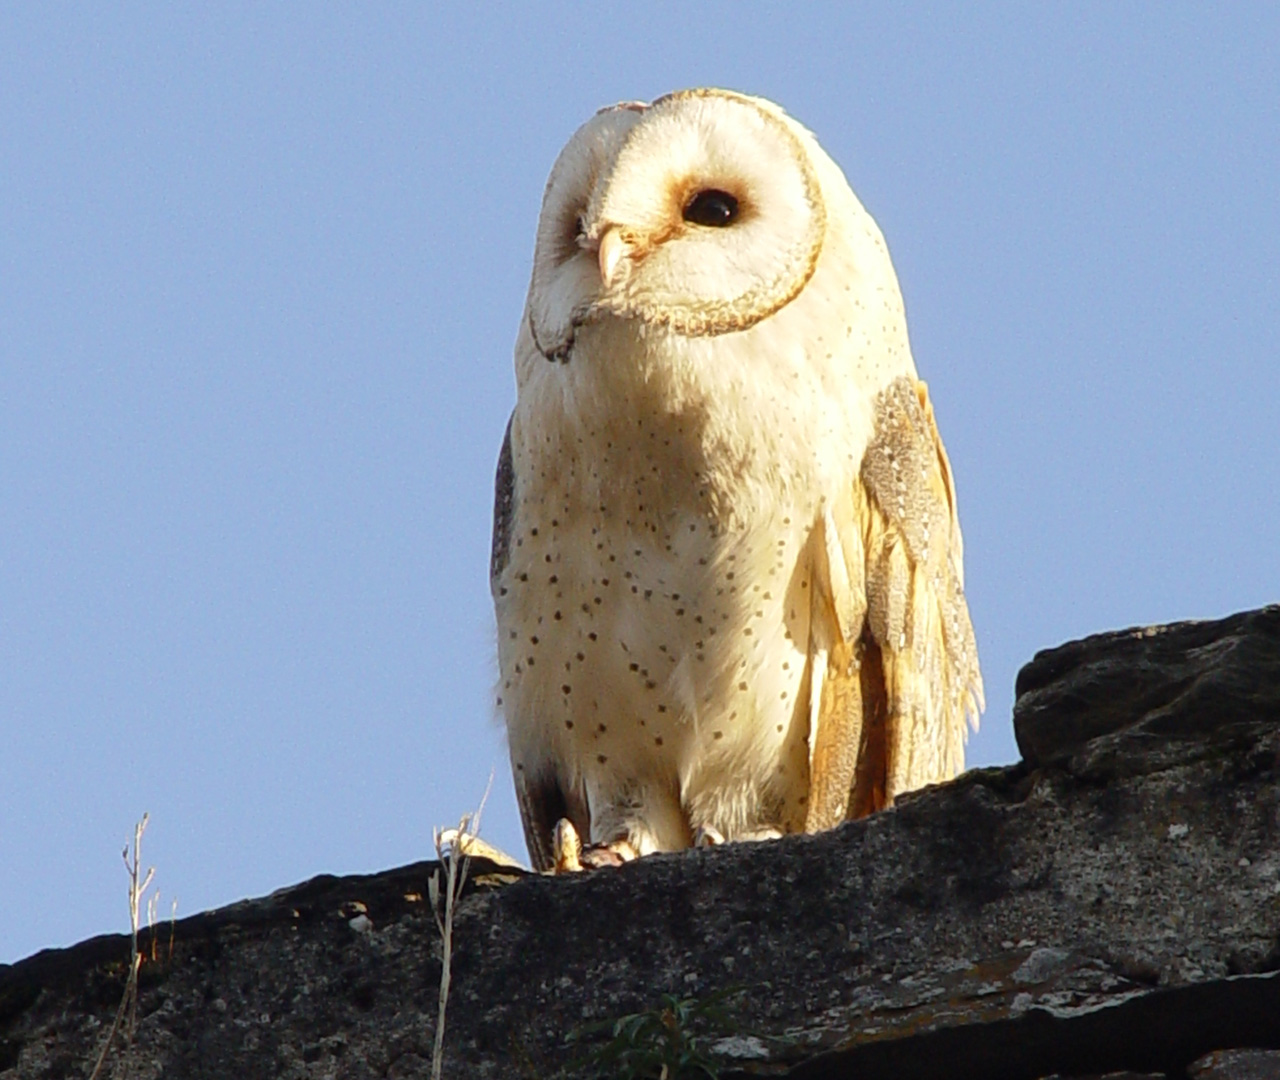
(1190, 1048, 1280, 1079)
(1013, 605, 1280, 772)
(3, 605, 1279, 1079)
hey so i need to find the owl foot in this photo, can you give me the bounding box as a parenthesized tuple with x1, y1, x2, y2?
(550, 819, 637, 872)
(579, 840, 638, 868)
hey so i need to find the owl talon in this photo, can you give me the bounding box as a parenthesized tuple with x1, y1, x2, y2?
(551, 819, 583, 873)
(694, 826, 726, 848)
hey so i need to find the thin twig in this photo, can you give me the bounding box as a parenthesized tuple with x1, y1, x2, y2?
(88, 813, 155, 1080)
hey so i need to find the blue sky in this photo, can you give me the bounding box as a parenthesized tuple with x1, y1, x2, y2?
(3, 6, 1277, 963)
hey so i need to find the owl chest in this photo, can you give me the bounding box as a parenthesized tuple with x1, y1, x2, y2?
(498, 520, 809, 773)
(497, 414, 817, 773)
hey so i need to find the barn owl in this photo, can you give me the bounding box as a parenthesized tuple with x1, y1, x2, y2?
(491, 89, 983, 871)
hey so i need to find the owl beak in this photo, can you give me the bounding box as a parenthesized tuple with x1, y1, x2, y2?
(596, 227, 631, 289)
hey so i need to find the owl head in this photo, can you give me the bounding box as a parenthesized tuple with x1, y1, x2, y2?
(526, 89, 875, 364)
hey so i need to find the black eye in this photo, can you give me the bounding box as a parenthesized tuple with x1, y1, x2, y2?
(573, 213, 586, 240)
(683, 189, 739, 227)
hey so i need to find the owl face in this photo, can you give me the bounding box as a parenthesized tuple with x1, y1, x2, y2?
(527, 89, 829, 362)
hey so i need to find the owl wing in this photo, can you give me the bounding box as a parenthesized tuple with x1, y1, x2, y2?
(492, 417, 591, 871)
(805, 377, 983, 829)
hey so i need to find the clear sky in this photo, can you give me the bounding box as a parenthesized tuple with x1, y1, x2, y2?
(3, 6, 1277, 964)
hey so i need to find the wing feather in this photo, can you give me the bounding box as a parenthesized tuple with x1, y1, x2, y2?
(806, 501, 867, 828)
(859, 377, 983, 798)
(804, 635, 862, 830)
(490, 415, 516, 588)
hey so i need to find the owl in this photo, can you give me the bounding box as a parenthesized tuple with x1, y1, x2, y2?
(491, 89, 983, 871)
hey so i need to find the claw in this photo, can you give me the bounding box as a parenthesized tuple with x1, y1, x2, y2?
(694, 825, 726, 848)
(552, 818, 583, 873)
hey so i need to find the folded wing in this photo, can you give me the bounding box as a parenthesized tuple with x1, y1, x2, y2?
(806, 377, 983, 829)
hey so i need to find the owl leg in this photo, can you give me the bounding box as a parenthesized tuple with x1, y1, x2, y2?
(587, 777, 691, 857)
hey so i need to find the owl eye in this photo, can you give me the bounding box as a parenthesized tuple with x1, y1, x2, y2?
(683, 189, 739, 227)
(573, 213, 587, 240)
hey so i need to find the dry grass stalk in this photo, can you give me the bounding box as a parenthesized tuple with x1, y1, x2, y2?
(88, 813, 156, 1080)
(428, 778, 492, 1080)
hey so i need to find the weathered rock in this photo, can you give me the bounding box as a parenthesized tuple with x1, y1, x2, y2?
(1013, 605, 1280, 773)
(1190, 1048, 1280, 1079)
(3, 606, 1280, 1079)
(1039, 1073, 1166, 1080)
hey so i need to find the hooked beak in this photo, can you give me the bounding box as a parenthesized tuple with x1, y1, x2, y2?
(595, 227, 630, 289)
